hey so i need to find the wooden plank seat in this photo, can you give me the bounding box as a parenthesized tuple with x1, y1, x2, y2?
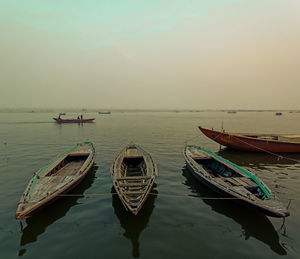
(224, 178, 242, 186)
(236, 177, 258, 187)
(118, 182, 148, 187)
(192, 155, 211, 160)
(116, 176, 150, 180)
(125, 190, 145, 195)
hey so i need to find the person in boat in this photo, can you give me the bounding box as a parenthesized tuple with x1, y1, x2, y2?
(77, 116, 80, 120)
(80, 114, 83, 120)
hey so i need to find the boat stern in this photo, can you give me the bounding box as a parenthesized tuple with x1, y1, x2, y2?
(261, 199, 290, 218)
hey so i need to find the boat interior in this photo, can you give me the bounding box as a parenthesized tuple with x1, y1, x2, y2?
(246, 135, 279, 141)
(192, 156, 265, 199)
(121, 156, 146, 177)
(46, 154, 89, 177)
(244, 135, 300, 142)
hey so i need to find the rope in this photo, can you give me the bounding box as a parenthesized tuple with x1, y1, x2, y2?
(184, 134, 202, 146)
(56, 192, 297, 201)
(184, 131, 224, 146)
(230, 135, 300, 163)
(189, 129, 300, 163)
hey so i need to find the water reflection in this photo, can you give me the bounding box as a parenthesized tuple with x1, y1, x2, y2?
(218, 148, 300, 169)
(18, 165, 98, 256)
(182, 167, 287, 255)
(112, 186, 157, 258)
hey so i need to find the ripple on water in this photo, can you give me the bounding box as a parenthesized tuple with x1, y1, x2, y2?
(1, 112, 300, 259)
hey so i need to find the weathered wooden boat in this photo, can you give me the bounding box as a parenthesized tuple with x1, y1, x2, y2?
(199, 126, 300, 152)
(184, 145, 289, 217)
(111, 143, 158, 215)
(53, 118, 95, 123)
(16, 142, 95, 219)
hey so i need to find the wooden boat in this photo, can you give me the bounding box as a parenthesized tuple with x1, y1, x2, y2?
(16, 142, 95, 219)
(184, 145, 289, 217)
(98, 111, 111, 115)
(53, 118, 95, 123)
(111, 143, 158, 215)
(199, 126, 300, 152)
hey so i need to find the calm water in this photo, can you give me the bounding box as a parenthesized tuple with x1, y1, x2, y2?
(1, 112, 300, 258)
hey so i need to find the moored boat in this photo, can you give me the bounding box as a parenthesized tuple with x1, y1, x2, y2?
(53, 118, 95, 123)
(184, 145, 289, 217)
(16, 142, 95, 219)
(98, 111, 111, 115)
(111, 143, 158, 215)
(199, 126, 300, 152)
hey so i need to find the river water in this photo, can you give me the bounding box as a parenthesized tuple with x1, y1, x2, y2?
(0, 111, 299, 258)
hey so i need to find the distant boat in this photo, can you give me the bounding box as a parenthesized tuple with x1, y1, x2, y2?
(53, 118, 95, 123)
(98, 111, 111, 114)
(275, 112, 282, 116)
(227, 111, 237, 114)
(111, 143, 158, 215)
(199, 126, 300, 152)
(16, 142, 95, 219)
(184, 145, 289, 217)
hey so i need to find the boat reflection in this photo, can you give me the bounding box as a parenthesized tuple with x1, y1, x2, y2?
(218, 148, 300, 169)
(182, 167, 287, 255)
(112, 186, 157, 258)
(18, 165, 98, 256)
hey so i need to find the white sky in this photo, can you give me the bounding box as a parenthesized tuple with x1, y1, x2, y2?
(1, 0, 300, 109)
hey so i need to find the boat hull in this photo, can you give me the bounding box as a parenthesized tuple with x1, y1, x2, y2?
(184, 146, 289, 217)
(199, 126, 300, 152)
(111, 144, 158, 215)
(53, 118, 95, 123)
(186, 162, 287, 217)
(16, 142, 95, 219)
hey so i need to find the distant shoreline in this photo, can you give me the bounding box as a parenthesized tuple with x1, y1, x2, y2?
(0, 109, 299, 113)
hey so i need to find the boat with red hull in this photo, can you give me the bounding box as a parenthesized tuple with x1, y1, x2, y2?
(199, 126, 300, 153)
(53, 118, 95, 123)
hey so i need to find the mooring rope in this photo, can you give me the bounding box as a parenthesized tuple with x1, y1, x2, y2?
(183, 131, 300, 164)
(230, 135, 300, 163)
(56, 192, 296, 201)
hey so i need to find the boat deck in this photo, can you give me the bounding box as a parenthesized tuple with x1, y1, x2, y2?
(29, 161, 85, 202)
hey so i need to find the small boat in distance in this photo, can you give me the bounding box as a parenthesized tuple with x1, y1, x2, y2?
(184, 145, 289, 217)
(53, 118, 95, 123)
(16, 142, 95, 219)
(275, 112, 282, 116)
(199, 126, 300, 152)
(98, 111, 111, 115)
(111, 143, 158, 215)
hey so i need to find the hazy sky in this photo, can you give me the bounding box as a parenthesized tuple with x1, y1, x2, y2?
(1, 0, 299, 109)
